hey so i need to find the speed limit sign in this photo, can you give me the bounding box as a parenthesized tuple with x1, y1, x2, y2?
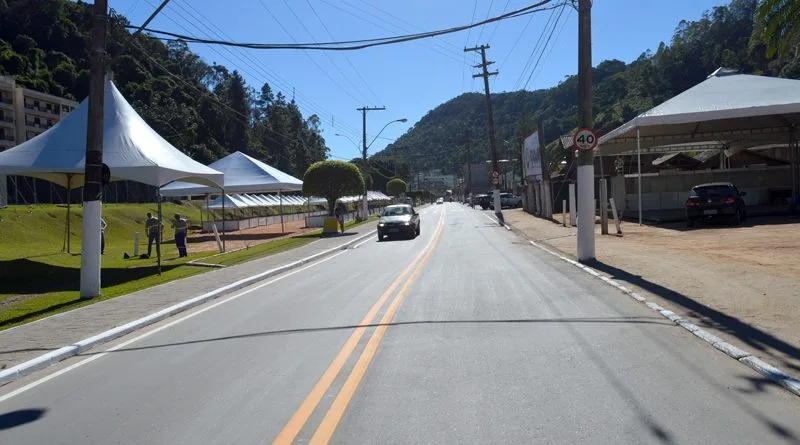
(573, 128, 598, 151)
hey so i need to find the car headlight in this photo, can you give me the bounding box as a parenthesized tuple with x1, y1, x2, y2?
(378, 223, 385, 227)
(404, 221, 411, 225)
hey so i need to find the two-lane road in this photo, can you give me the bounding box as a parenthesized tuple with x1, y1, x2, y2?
(1, 203, 799, 444)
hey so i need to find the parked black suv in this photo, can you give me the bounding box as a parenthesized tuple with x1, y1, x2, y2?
(685, 182, 746, 228)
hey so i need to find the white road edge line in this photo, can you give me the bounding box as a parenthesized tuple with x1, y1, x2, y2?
(0, 229, 377, 388)
(0, 251, 347, 403)
(525, 238, 800, 398)
(478, 210, 512, 230)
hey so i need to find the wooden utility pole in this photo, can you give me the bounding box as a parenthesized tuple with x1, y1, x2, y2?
(465, 44, 503, 222)
(576, 0, 596, 260)
(79, 0, 108, 299)
(357, 106, 384, 218)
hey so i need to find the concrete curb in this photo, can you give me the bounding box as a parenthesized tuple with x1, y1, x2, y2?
(0, 229, 377, 386)
(525, 238, 800, 398)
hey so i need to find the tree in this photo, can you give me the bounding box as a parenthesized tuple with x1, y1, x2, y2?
(387, 178, 408, 197)
(757, 0, 800, 58)
(302, 161, 365, 216)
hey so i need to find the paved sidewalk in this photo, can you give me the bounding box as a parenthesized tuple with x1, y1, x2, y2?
(0, 224, 376, 370)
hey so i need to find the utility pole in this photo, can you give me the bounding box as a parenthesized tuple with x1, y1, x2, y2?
(467, 139, 473, 207)
(358, 106, 385, 219)
(576, 0, 595, 261)
(465, 44, 503, 224)
(80, 0, 108, 299)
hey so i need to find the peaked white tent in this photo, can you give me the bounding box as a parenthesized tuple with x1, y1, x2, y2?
(0, 79, 223, 189)
(160, 150, 302, 196)
(598, 69, 800, 223)
(0, 78, 224, 259)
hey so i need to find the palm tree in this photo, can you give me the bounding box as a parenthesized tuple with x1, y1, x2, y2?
(757, 0, 800, 58)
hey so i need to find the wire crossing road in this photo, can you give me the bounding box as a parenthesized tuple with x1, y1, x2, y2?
(1, 203, 799, 444)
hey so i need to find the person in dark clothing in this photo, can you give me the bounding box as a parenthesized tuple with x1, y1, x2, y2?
(100, 217, 107, 255)
(334, 202, 345, 234)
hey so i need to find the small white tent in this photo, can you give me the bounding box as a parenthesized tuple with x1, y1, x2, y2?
(160, 151, 301, 196)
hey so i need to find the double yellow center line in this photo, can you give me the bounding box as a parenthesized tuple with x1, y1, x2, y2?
(271, 207, 447, 445)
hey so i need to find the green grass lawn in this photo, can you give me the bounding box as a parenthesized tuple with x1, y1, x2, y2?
(0, 205, 378, 330)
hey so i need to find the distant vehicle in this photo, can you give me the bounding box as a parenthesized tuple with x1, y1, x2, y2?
(685, 182, 746, 228)
(436, 197, 444, 205)
(377, 204, 420, 241)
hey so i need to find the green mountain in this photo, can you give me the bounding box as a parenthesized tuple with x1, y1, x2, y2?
(376, 0, 800, 176)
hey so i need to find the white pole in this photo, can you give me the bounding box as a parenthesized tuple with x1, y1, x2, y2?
(610, 197, 622, 235)
(279, 189, 285, 234)
(637, 127, 642, 225)
(133, 232, 140, 257)
(568, 183, 577, 226)
(562, 200, 567, 227)
(577, 159, 596, 261)
(79, 200, 102, 298)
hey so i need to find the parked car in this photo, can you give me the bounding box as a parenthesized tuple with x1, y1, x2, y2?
(475, 194, 491, 209)
(436, 197, 444, 205)
(489, 193, 523, 209)
(377, 204, 420, 240)
(685, 182, 747, 228)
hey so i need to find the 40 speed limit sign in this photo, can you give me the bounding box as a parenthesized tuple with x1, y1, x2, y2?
(573, 128, 598, 151)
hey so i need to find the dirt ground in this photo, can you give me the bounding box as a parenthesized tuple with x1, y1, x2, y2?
(185, 219, 313, 253)
(502, 208, 800, 374)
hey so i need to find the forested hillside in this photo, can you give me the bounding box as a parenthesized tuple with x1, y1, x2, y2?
(377, 0, 800, 174)
(0, 0, 328, 178)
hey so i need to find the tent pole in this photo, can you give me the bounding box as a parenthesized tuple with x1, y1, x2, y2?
(157, 189, 162, 275)
(65, 175, 72, 253)
(221, 189, 226, 252)
(279, 189, 285, 235)
(637, 127, 642, 226)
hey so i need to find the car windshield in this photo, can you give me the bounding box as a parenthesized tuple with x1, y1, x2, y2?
(383, 206, 411, 216)
(691, 185, 732, 198)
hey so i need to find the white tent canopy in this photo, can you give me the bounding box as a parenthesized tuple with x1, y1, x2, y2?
(599, 69, 800, 156)
(161, 151, 302, 196)
(204, 193, 309, 209)
(0, 79, 223, 189)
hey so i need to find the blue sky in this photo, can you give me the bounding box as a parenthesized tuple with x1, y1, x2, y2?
(112, 0, 726, 162)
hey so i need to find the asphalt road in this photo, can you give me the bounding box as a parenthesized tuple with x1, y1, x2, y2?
(1, 202, 799, 445)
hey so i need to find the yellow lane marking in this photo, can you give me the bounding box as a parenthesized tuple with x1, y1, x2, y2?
(270, 209, 446, 445)
(308, 209, 447, 445)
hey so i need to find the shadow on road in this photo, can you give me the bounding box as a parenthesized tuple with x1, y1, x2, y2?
(585, 259, 800, 374)
(0, 409, 47, 430)
(83, 316, 671, 355)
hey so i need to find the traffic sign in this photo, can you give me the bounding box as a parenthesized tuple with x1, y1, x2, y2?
(573, 128, 598, 151)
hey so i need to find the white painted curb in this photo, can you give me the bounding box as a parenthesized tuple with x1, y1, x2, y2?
(0, 229, 377, 386)
(525, 238, 800, 398)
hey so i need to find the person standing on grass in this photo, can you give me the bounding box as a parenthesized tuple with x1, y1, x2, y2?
(145, 212, 160, 257)
(100, 217, 107, 255)
(334, 202, 345, 234)
(172, 213, 188, 258)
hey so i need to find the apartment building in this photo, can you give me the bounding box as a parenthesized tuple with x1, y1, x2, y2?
(0, 75, 78, 206)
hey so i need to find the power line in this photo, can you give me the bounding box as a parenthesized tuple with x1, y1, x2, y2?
(498, 8, 537, 71)
(256, 0, 369, 106)
(513, 6, 558, 90)
(486, 0, 512, 43)
(302, 0, 383, 105)
(319, 0, 468, 65)
(171, 0, 361, 138)
(525, 5, 572, 89)
(475, 0, 496, 45)
(130, 0, 562, 51)
(522, 3, 567, 89)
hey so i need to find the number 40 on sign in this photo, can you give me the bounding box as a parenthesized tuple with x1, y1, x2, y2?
(573, 128, 598, 151)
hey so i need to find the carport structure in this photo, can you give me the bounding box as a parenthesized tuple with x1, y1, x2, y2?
(598, 68, 800, 224)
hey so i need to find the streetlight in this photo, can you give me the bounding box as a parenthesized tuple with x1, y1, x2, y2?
(359, 117, 407, 218)
(334, 133, 361, 154)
